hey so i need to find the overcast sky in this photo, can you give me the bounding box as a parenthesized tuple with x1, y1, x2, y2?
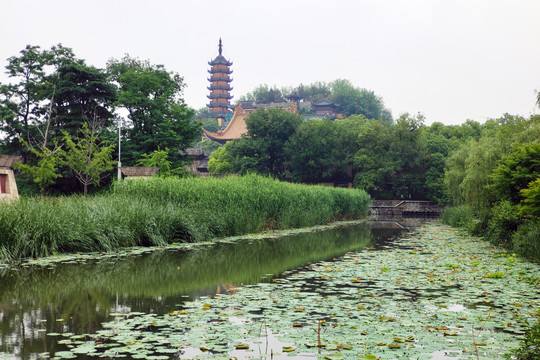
(1, 0, 539, 125)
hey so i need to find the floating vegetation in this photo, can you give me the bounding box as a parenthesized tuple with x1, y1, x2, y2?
(44, 223, 539, 359)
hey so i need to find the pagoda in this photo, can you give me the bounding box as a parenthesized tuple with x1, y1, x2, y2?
(207, 39, 233, 118)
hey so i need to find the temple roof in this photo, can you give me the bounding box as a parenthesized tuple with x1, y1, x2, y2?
(208, 76, 233, 83)
(312, 99, 339, 107)
(203, 102, 298, 144)
(208, 67, 233, 74)
(203, 104, 249, 144)
(208, 55, 233, 66)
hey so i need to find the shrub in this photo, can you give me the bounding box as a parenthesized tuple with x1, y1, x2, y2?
(505, 315, 540, 360)
(511, 221, 540, 261)
(485, 201, 523, 247)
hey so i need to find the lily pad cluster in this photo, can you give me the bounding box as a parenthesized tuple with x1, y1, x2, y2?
(38, 223, 540, 359)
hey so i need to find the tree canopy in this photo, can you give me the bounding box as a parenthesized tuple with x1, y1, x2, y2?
(1, 46, 200, 195)
(107, 55, 200, 169)
(238, 79, 393, 124)
(226, 108, 303, 178)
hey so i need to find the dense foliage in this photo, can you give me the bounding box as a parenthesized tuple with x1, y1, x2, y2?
(442, 115, 540, 260)
(107, 56, 199, 168)
(0, 45, 199, 195)
(209, 109, 483, 201)
(0, 175, 371, 261)
(238, 79, 393, 123)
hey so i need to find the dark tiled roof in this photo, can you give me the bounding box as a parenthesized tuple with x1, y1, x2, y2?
(312, 99, 338, 106)
(0, 155, 22, 168)
(208, 55, 233, 66)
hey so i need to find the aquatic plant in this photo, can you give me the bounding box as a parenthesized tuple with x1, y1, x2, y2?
(0, 175, 371, 261)
(36, 223, 539, 360)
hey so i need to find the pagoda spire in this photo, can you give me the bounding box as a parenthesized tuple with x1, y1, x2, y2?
(218, 38, 223, 55)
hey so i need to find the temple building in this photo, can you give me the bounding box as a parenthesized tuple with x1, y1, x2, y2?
(312, 99, 340, 119)
(207, 39, 233, 119)
(203, 101, 298, 144)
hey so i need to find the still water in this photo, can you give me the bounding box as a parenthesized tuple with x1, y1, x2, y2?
(0, 219, 415, 359)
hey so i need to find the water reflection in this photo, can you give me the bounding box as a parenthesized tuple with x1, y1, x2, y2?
(1, 222, 398, 358)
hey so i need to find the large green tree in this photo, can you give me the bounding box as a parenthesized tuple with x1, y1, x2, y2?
(285, 119, 341, 183)
(353, 119, 396, 195)
(107, 56, 199, 168)
(444, 114, 540, 210)
(52, 62, 116, 138)
(228, 108, 303, 178)
(285, 116, 363, 183)
(353, 114, 426, 199)
(0, 44, 76, 156)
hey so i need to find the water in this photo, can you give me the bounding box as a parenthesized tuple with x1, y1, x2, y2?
(0, 220, 411, 359)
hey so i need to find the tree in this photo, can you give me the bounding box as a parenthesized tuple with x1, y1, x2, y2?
(352, 113, 427, 199)
(228, 108, 303, 178)
(194, 138, 221, 152)
(107, 56, 200, 168)
(238, 84, 285, 104)
(444, 114, 540, 210)
(444, 143, 470, 205)
(489, 143, 540, 204)
(13, 95, 63, 196)
(520, 178, 540, 218)
(293, 82, 331, 101)
(330, 79, 392, 123)
(15, 144, 62, 196)
(285, 117, 364, 183)
(52, 62, 116, 138)
(62, 122, 116, 197)
(353, 119, 396, 195)
(0, 44, 76, 156)
(208, 145, 234, 174)
(137, 147, 185, 177)
(421, 131, 452, 203)
(285, 119, 341, 183)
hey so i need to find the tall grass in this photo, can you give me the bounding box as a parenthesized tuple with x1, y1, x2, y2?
(0, 175, 371, 261)
(440, 205, 476, 230)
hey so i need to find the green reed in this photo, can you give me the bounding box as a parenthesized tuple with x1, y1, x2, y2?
(0, 175, 371, 261)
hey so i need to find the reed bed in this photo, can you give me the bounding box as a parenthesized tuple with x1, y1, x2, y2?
(0, 175, 371, 261)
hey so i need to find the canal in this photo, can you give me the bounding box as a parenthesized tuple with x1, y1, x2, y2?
(1, 219, 539, 359)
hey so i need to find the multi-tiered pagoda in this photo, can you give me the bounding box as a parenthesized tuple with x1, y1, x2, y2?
(207, 39, 233, 118)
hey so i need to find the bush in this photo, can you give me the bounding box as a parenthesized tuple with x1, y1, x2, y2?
(512, 221, 540, 261)
(485, 201, 523, 247)
(505, 315, 540, 360)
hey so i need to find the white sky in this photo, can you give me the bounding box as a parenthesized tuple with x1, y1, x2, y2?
(1, 0, 539, 125)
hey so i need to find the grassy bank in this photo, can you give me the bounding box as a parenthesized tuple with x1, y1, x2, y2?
(0, 175, 371, 261)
